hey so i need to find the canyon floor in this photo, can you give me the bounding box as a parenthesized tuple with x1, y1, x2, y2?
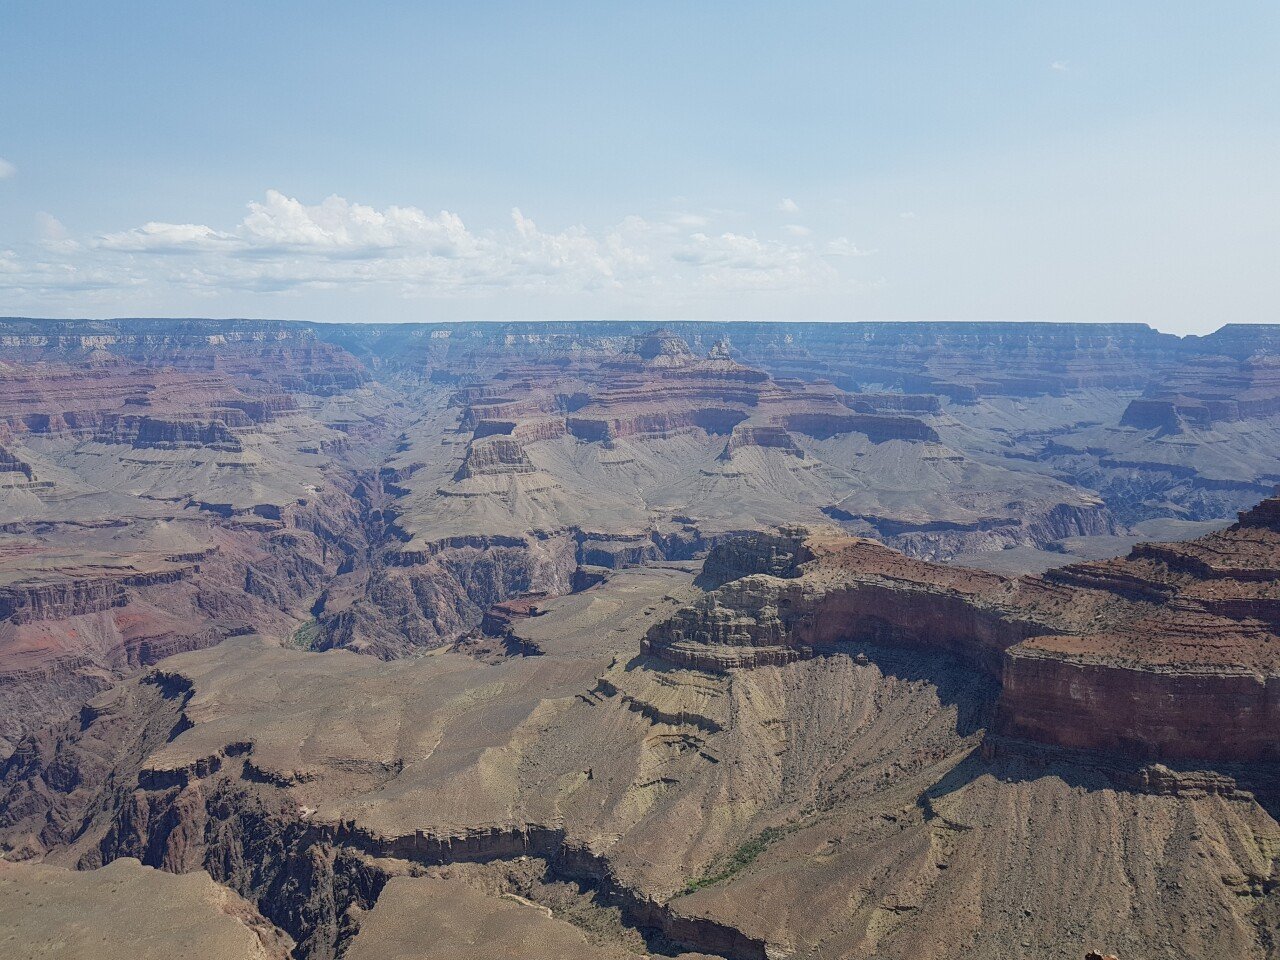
(2, 319, 1279, 958)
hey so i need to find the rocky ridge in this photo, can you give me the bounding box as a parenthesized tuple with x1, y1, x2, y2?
(646, 494, 1280, 761)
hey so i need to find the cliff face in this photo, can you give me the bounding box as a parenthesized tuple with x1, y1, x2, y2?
(999, 650, 1280, 761)
(646, 498, 1280, 763)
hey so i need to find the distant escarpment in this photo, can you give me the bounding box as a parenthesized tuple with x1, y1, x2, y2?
(322, 318, 1280, 531)
(1120, 353, 1280, 431)
(407, 327, 1107, 568)
(646, 497, 1280, 762)
(446, 327, 936, 451)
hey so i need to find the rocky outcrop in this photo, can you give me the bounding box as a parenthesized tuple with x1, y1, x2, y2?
(645, 537, 1038, 675)
(453, 437, 537, 479)
(646, 500, 1280, 763)
(719, 424, 804, 459)
(0, 444, 34, 482)
(316, 533, 580, 658)
(695, 529, 808, 589)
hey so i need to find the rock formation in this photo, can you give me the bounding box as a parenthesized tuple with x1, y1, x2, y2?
(1, 317, 1280, 959)
(646, 494, 1280, 761)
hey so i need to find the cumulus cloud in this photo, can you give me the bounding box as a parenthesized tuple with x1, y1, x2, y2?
(0, 158, 15, 180)
(778, 197, 800, 213)
(1051, 60, 1069, 72)
(0, 190, 872, 304)
(100, 222, 238, 252)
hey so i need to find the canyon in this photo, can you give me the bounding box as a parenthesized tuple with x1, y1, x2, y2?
(2, 317, 1280, 958)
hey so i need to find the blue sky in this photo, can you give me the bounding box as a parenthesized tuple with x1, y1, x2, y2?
(1, 2, 1277, 332)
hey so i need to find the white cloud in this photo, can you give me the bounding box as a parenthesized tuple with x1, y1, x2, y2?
(899, 211, 918, 220)
(0, 158, 15, 180)
(35, 212, 68, 242)
(1051, 60, 1069, 72)
(0, 190, 872, 304)
(824, 237, 876, 257)
(100, 222, 237, 252)
(778, 197, 800, 213)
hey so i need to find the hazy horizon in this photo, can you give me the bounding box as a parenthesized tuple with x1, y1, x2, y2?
(1, 315, 1275, 338)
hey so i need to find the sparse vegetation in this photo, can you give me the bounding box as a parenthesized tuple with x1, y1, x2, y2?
(289, 620, 323, 649)
(681, 825, 790, 895)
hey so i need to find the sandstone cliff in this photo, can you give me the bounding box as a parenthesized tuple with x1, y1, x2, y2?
(645, 499, 1280, 762)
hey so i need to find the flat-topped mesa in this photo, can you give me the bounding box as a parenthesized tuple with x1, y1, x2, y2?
(645, 501, 1280, 762)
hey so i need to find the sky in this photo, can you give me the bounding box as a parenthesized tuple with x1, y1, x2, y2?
(1, 2, 1277, 333)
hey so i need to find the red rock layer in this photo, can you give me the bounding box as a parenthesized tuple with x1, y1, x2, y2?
(445, 329, 941, 479)
(645, 496, 1280, 762)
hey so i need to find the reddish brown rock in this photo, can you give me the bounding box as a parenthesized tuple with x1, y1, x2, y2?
(647, 497, 1280, 762)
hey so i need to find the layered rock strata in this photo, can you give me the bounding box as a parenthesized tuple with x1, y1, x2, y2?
(645, 496, 1280, 762)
